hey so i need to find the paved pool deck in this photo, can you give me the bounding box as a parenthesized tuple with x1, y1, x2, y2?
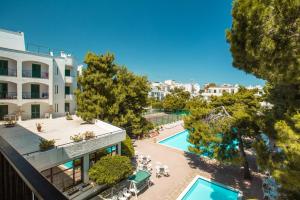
(135, 122, 263, 200)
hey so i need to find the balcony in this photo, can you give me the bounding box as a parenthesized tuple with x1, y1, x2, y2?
(22, 70, 49, 79)
(65, 94, 74, 101)
(65, 76, 75, 83)
(22, 92, 49, 99)
(0, 68, 17, 77)
(0, 92, 17, 99)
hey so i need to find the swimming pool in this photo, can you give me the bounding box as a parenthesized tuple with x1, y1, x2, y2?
(177, 176, 241, 200)
(158, 130, 238, 157)
(158, 130, 191, 152)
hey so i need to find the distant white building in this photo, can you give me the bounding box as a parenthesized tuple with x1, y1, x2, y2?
(0, 28, 77, 120)
(149, 80, 200, 100)
(201, 83, 264, 100)
(201, 84, 239, 100)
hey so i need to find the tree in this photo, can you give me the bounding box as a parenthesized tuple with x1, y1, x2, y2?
(162, 87, 190, 112)
(89, 155, 133, 186)
(121, 134, 135, 158)
(149, 97, 163, 110)
(185, 88, 261, 179)
(227, 0, 300, 196)
(75, 52, 152, 137)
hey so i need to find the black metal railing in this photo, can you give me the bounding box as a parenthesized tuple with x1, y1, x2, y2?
(0, 92, 17, 99)
(0, 136, 67, 200)
(22, 70, 49, 79)
(22, 92, 49, 99)
(0, 68, 17, 77)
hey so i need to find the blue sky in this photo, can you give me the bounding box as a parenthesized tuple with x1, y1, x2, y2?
(0, 0, 264, 86)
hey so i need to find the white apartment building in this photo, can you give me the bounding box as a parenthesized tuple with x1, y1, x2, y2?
(0, 28, 77, 120)
(149, 80, 200, 100)
(201, 84, 239, 100)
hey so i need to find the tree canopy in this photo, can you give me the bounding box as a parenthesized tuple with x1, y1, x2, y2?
(75, 52, 152, 137)
(185, 88, 261, 179)
(162, 87, 190, 112)
(227, 0, 300, 197)
(88, 155, 133, 186)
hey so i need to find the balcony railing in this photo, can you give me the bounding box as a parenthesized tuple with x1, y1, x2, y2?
(0, 68, 17, 77)
(0, 137, 67, 200)
(0, 92, 17, 99)
(22, 92, 49, 99)
(22, 70, 49, 79)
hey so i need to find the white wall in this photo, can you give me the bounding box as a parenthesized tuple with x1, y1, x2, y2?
(0, 29, 25, 51)
(25, 130, 126, 171)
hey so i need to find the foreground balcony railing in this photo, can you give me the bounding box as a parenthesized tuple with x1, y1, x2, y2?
(22, 92, 49, 99)
(22, 70, 49, 79)
(0, 92, 17, 99)
(0, 68, 17, 77)
(0, 136, 67, 200)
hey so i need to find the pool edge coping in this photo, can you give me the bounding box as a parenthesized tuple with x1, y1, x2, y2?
(176, 175, 243, 200)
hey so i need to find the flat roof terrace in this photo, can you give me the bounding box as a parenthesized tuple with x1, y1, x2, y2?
(0, 116, 126, 171)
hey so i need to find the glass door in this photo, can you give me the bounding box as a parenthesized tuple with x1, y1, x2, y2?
(0, 60, 8, 75)
(31, 84, 40, 99)
(32, 64, 41, 78)
(0, 83, 8, 98)
(31, 104, 40, 119)
(0, 105, 8, 120)
(65, 103, 70, 113)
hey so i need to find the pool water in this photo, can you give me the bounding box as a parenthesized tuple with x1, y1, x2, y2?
(64, 161, 73, 168)
(180, 177, 239, 200)
(159, 130, 191, 152)
(158, 130, 238, 158)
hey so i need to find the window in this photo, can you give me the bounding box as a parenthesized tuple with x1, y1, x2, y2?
(65, 69, 71, 76)
(65, 86, 70, 95)
(55, 104, 59, 112)
(0, 60, 8, 75)
(56, 66, 59, 75)
(55, 85, 59, 94)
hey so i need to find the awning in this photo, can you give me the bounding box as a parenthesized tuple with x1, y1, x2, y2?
(128, 170, 151, 184)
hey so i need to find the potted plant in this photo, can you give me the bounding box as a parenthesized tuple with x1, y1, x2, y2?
(36, 123, 42, 132)
(70, 133, 83, 142)
(39, 138, 55, 151)
(83, 131, 95, 140)
(65, 112, 73, 120)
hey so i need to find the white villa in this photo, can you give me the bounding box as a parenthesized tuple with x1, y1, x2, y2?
(0, 28, 77, 121)
(201, 84, 239, 100)
(149, 80, 201, 100)
(201, 83, 264, 100)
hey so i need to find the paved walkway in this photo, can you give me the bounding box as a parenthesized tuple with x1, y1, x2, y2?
(135, 123, 263, 200)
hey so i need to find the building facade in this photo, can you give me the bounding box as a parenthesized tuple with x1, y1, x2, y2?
(149, 80, 201, 100)
(0, 28, 77, 120)
(201, 84, 239, 100)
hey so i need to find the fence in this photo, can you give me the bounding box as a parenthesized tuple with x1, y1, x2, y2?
(146, 113, 186, 126)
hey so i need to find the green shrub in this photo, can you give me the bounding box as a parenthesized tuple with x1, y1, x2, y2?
(70, 134, 83, 142)
(88, 155, 133, 186)
(121, 134, 135, 158)
(83, 131, 95, 140)
(39, 138, 55, 151)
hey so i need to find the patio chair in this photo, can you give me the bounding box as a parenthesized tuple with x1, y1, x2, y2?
(146, 155, 151, 162)
(163, 165, 170, 176)
(122, 188, 131, 198)
(118, 192, 127, 200)
(111, 196, 118, 200)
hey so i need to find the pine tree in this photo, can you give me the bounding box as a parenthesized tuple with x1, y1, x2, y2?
(227, 0, 300, 197)
(185, 88, 261, 179)
(75, 52, 152, 137)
